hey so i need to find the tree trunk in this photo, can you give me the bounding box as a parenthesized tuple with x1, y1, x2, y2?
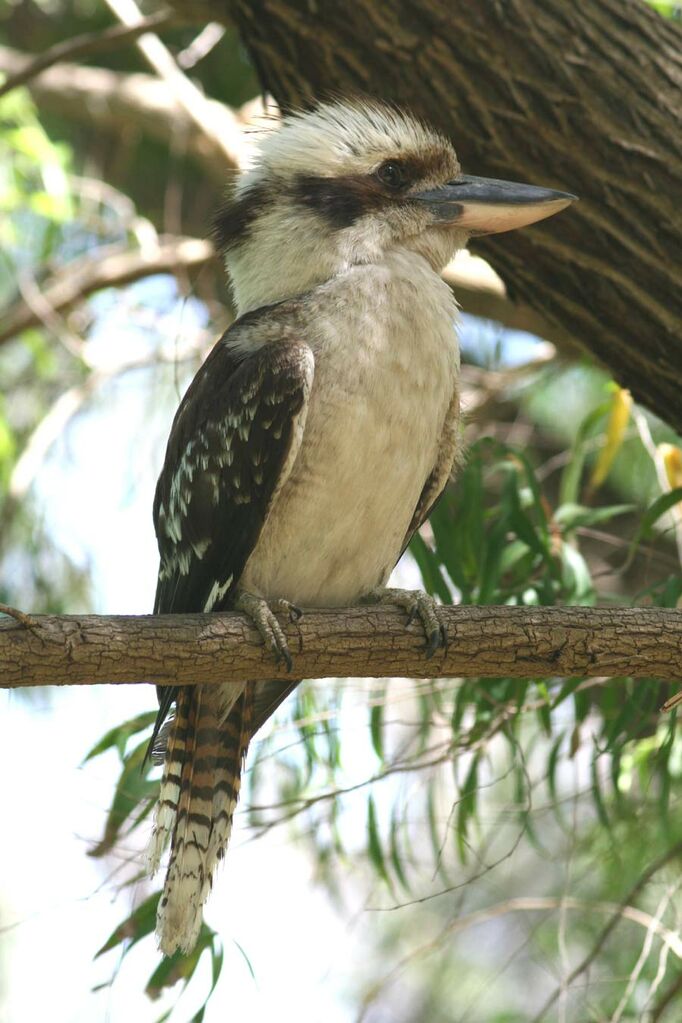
(183, 0, 682, 432)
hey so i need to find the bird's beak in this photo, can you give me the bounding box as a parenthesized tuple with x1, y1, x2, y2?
(413, 175, 577, 234)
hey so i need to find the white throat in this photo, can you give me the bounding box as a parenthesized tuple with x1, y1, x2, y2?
(226, 207, 466, 316)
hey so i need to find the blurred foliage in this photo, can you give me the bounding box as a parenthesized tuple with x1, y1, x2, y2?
(0, 87, 92, 620)
(646, 0, 682, 17)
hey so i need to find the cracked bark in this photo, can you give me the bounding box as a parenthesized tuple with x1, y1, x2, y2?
(1, 606, 680, 688)
(182, 0, 682, 431)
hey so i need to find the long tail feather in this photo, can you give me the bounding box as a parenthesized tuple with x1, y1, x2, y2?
(148, 683, 252, 956)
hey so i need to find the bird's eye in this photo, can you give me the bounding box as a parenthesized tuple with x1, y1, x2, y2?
(376, 161, 407, 189)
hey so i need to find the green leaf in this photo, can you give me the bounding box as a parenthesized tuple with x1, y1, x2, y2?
(573, 687, 590, 723)
(507, 481, 548, 560)
(656, 574, 682, 608)
(429, 494, 464, 596)
(646, 0, 682, 18)
(634, 487, 682, 544)
(432, 457, 483, 594)
(96, 891, 160, 957)
(498, 539, 533, 576)
(559, 400, 612, 506)
(547, 733, 567, 827)
(477, 518, 510, 604)
(389, 809, 411, 893)
(366, 794, 392, 890)
(82, 710, 157, 764)
(409, 531, 452, 603)
(456, 754, 479, 858)
(554, 502, 634, 531)
(145, 922, 220, 1004)
(370, 699, 384, 762)
(591, 756, 610, 830)
(560, 543, 594, 604)
(552, 677, 583, 709)
(232, 938, 256, 983)
(89, 736, 157, 856)
(152, 1010, 173, 1023)
(509, 451, 550, 542)
(535, 683, 552, 736)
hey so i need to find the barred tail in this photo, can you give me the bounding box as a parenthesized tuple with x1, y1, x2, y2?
(147, 684, 252, 957)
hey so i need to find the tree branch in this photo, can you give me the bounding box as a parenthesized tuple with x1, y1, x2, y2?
(102, 0, 243, 170)
(1, 606, 680, 689)
(0, 10, 187, 100)
(0, 236, 215, 348)
(0, 45, 247, 183)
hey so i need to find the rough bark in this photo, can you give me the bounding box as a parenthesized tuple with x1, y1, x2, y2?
(186, 0, 682, 431)
(2, 606, 680, 688)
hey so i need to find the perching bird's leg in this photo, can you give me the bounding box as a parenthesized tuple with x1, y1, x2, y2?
(363, 587, 448, 659)
(234, 591, 302, 672)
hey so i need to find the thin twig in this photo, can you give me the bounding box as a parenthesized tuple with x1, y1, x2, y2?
(16, 269, 85, 358)
(650, 968, 682, 1021)
(0, 603, 39, 630)
(530, 840, 682, 1022)
(609, 880, 680, 1022)
(356, 893, 682, 1023)
(176, 23, 226, 70)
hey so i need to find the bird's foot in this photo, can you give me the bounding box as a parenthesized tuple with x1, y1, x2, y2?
(234, 592, 302, 672)
(363, 587, 448, 659)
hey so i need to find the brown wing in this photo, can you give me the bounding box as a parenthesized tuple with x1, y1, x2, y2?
(150, 304, 314, 749)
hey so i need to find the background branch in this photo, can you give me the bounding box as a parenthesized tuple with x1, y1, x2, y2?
(0, 10, 187, 99)
(0, 236, 215, 347)
(0, 45, 247, 184)
(102, 0, 245, 170)
(2, 605, 680, 688)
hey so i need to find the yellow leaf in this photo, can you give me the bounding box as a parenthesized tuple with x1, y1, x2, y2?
(659, 443, 682, 490)
(588, 388, 632, 492)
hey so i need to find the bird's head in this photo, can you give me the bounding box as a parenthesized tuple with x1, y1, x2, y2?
(214, 99, 575, 314)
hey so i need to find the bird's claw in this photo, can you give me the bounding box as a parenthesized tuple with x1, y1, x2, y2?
(274, 599, 303, 623)
(235, 592, 302, 672)
(364, 587, 448, 659)
(426, 622, 448, 660)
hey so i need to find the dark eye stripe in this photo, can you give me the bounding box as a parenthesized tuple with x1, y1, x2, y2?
(291, 174, 382, 228)
(212, 182, 273, 253)
(216, 147, 459, 239)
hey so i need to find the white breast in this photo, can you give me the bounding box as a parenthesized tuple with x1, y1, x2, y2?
(240, 251, 460, 606)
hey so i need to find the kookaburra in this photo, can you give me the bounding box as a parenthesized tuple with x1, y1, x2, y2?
(148, 98, 574, 956)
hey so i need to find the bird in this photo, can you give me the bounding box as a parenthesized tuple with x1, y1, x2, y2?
(147, 97, 575, 956)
